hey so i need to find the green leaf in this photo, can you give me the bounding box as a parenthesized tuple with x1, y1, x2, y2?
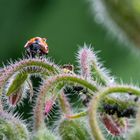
(6, 72, 28, 96)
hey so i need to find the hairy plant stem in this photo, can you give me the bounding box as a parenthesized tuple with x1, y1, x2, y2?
(0, 99, 3, 112)
(100, 95, 138, 112)
(0, 58, 60, 88)
(58, 89, 88, 119)
(34, 74, 97, 130)
(58, 90, 88, 119)
(136, 105, 140, 125)
(88, 85, 140, 140)
(66, 111, 87, 119)
(91, 61, 111, 86)
(58, 90, 72, 115)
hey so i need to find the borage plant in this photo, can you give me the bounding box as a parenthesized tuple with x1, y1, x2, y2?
(0, 37, 140, 140)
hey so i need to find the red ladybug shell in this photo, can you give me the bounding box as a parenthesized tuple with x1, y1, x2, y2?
(24, 37, 49, 54)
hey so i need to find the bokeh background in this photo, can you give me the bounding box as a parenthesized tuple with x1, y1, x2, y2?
(0, 0, 140, 83)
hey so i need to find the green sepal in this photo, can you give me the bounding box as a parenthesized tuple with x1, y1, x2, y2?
(128, 126, 140, 140)
(0, 113, 29, 140)
(58, 119, 92, 140)
(6, 72, 28, 96)
(32, 128, 57, 140)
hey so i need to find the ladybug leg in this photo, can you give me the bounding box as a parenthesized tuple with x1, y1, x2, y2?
(39, 50, 47, 59)
(25, 48, 33, 58)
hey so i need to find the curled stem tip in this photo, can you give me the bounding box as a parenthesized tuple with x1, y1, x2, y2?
(88, 85, 140, 140)
(34, 74, 97, 130)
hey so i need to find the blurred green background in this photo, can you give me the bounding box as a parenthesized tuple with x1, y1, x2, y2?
(0, 0, 140, 83)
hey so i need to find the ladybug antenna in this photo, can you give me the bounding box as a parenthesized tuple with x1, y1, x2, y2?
(43, 38, 48, 42)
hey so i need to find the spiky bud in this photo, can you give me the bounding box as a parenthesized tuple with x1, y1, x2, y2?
(77, 45, 94, 79)
(58, 119, 92, 140)
(0, 112, 29, 140)
(127, 127, 140, 140)
(77, 45, 114, 85)
(32, 128, 57, 140)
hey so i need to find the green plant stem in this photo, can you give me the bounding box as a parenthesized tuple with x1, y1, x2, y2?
(88, 85, 140, 140)
(100, 96, 138, 112)
(34, 74, 97, 130)
(58, 90, 72, 115)
(136, 105, 140, 125)
(0, 58, 61, 94)
(0, 99, 3, 112)
(66, 111, 87, 119)
(58, 90, 88, 119)
(91, 61, 112, 86)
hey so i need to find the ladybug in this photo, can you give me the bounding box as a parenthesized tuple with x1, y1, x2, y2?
(24, 37, 49, 58)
